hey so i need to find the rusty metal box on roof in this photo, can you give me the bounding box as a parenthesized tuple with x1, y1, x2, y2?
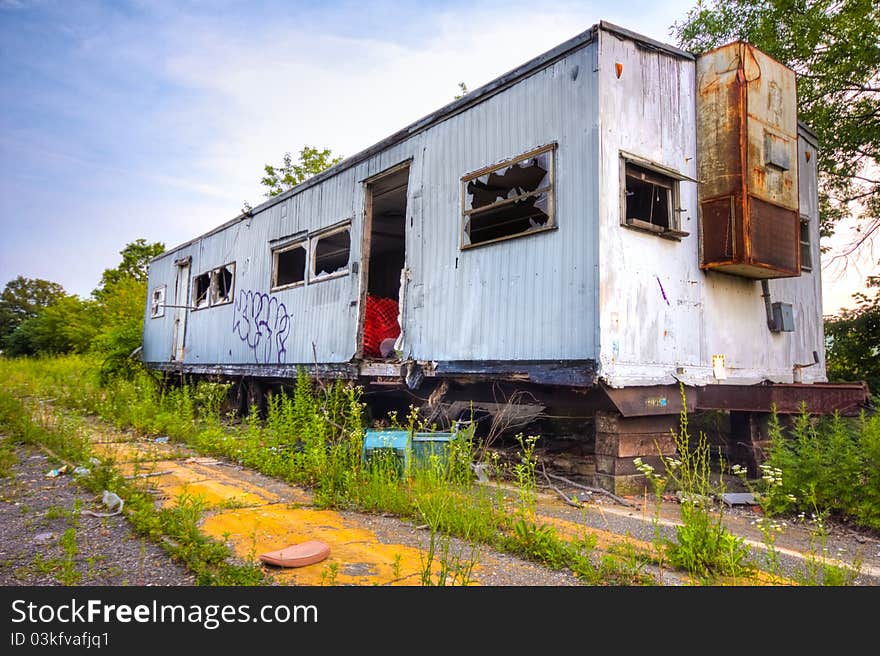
(696, 41, 801, 279)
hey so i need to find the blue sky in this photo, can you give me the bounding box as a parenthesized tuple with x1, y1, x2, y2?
(0, 0, 874, 312)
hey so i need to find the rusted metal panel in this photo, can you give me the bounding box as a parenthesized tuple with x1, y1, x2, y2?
(696, 42, 800, 278)
(600, 381, 870, 417)
(601, 384, 684, 417)
(696, 382, 871, 415)
(432, 360, 598, 387)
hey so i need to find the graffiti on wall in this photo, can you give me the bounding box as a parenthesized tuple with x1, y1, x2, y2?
(232, 289, 292, 364)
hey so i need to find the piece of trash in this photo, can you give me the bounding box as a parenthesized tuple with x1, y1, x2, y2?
(124, 470, 173, 480)
(154, 436, 170, 444)
(720, 492, 756, 507)
(89, 457, 101, 466)
(259, 541, 331, 568)
(82, 490, 124, 518)
(471, 462, 490, 483)
(33, 532, 55, 544)
(72, 466, 90, 477)
(102, 490, 123, 511)
(184, 457, 219, 465)
(45, 465, 69, 478)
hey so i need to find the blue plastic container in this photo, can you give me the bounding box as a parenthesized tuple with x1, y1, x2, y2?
(362, 430, 411, 471)
(412, 431, 455, 469)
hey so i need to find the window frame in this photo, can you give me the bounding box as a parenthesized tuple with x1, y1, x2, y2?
(269, 221, 353, 291)
(619, 154, 690, 240)
(150, 285, 166, 319)
(211, 262, 236, 306)
(799, 214, 812, 272)
(460, 143, 557, 250)
(310, 224, 352, 283)
(271, 240, 308, 292)
(190, 262, 236, 311)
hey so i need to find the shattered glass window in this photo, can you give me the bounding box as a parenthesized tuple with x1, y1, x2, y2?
(192, 273, 210, 309)
(150, 286, 165, 318)
(313, 228, 350, 279)
(462, 148, 554, 247)
(211, 263, 235, 305)
(800, 216, 812, 272)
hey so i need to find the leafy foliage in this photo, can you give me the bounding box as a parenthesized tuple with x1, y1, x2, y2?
(673, 0, 880, 255)
(762, 407, 880, 530)
(0, 276, 65, 346)
(824, 276, 880, 391)
(1, 239, 165, 374)
(94, 238, 165, 298)
(260, 145, 343, 197)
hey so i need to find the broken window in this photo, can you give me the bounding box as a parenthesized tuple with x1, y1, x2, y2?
(150, 286, 166, 318)
(211, 263, 235, 305)
(312, 227, 351, 280)
(192, 263, 235, 309)
(800, 215, 812, 272)
(273, 242, 307, 290)
(461, 146, 555, 248)
(621, 158, 689, 239)
(193, 273, 211, 309)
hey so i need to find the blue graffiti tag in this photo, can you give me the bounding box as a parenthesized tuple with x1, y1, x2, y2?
(232, 289, 292, 364)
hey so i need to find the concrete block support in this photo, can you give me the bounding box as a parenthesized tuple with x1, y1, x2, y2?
(593, 411, 679, 495)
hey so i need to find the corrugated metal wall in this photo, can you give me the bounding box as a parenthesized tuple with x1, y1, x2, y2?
(144, 39, 601, 367)
(144, 24, 825, 388)
(597, 30, 825, 387)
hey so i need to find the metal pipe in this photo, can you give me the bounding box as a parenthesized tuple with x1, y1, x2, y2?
(761, 279, 775, 331)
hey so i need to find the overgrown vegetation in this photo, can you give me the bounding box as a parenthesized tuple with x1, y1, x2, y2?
(0, 386, 267, 586)
(0, 355, 658, 586)
(0, 239, 165, 382)
(2, 356, 875, 586)
(637, 389, 754, 582)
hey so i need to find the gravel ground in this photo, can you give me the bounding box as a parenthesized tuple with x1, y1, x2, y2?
(3, 426, 878, 587)
(0, 443, 195, 586)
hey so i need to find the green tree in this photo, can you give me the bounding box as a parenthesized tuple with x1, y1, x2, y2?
(94, 238, 165, 298)
(0, 276, 65, 346)
(3, 295, 98, 357)
(824, 277, 880, 392)
(91, 240, 165, 378)
(672, 0, 880, 250)
(260, 145, 343, 197)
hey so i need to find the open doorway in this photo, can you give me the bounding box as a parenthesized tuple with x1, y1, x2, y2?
(360, 165, 409, 359)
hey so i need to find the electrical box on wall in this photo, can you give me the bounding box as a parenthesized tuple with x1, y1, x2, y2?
(770, 302, 795, 332)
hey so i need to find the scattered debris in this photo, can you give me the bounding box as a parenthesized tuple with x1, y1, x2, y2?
(471, 462, 490, 483)
(153, 436, 170, 444)
(124, 470, 173, 480)
(543, 468, 636, 508)
(259, 540, 330, 568)
(720, 492, 757, 507)
(72, 466, 90, 477)
(184, 457, 220, 465)
(45, 465, 69, 478)
(33, 532, 55, 544)
(82, 490, 124, 518)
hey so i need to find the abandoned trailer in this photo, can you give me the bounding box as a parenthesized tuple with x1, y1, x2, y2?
(142, 21, 870, 494)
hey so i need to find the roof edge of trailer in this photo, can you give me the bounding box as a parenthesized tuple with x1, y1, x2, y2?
(153, 20, 693, 263)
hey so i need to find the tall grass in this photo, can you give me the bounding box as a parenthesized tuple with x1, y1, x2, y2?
(759, 406, 880, 531)
(0, 354, 658, 585)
